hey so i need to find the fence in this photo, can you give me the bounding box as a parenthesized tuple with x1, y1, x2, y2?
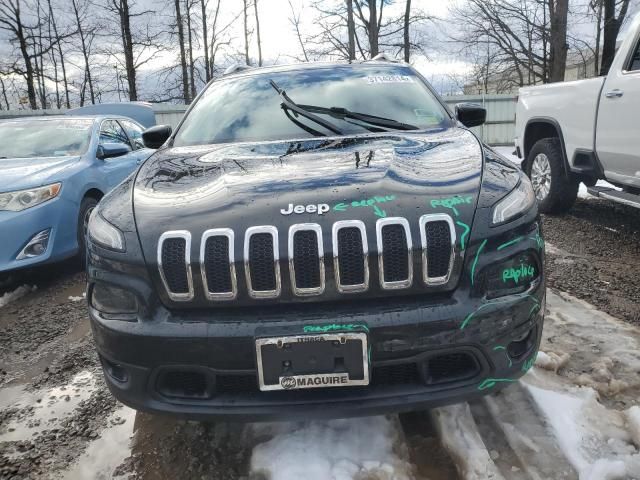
(0, 94, 518, 146)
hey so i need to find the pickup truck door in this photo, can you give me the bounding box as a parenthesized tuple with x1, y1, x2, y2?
(596, 35, 640, 187)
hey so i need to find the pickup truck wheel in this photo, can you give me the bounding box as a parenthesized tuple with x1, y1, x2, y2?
(77, 197, 98, 269)
(525, 138, 578, 214)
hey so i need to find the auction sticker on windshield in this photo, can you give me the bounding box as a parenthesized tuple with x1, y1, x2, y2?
(364, 75, 414, 84)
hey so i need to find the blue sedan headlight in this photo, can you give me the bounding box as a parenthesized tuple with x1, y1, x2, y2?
(0, 183, 62, 211)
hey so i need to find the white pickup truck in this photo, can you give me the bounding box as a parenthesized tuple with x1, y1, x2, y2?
(515, 12, 640, 213)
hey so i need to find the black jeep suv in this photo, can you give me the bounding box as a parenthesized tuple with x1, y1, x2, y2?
(86, 61, 544, 420)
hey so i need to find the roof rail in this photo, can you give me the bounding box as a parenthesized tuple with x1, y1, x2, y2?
(223, 63, 254, 76)
(366, 53, 402, 63)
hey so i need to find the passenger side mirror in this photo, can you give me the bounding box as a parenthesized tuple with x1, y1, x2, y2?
(97, 142, 132, 160)
(142, 125, 172, 149)
(455, 103, 487, 128)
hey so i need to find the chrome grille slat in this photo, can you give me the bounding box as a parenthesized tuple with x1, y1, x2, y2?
(157, 231, 194, 301)
(419, 214, 456, 286)
(376, 217, 412, 289)
(244, 226, 281, 299)
(157, 215, 458, 301)
(332, 220, 369, 293)
(288, 224, 325, 296)
(200, 228, 237, 301)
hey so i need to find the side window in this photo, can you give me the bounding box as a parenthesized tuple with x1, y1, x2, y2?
(120, 120, 145, 150)
(628, 38, 640, 72)
(99, 120, 131, 147)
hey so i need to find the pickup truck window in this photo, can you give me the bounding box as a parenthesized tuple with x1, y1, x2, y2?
(628, 38, 640, 71)
(174, 66, 452, 146)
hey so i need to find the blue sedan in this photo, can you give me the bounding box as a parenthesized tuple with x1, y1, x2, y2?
(0, 115, 153, 273)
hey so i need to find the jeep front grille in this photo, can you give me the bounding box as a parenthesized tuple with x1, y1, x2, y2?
(244, 226, 281, 298)
(332, 220, 369, 293)
(376, 217, 412, 289)
(419, 214, 456, 285)
(200, 228, 236, 300)
(158, 231, 194, 301)
(289, 224, 324, 296)
(156, 215, 457, 302)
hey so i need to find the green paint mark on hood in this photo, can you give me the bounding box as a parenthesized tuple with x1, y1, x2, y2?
(303, 323, 370, 334)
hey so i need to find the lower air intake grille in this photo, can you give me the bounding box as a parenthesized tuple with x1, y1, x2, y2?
(248, 232, 277, 292)
(337, 227, 365, 287)
(293, 230, 321, 289)
(381, 224, 409, 283)
(161, 238, 189, 294)
(426, 352, 478, 384)
(425, 220, 452, 280)
(203, 236, 232, 294)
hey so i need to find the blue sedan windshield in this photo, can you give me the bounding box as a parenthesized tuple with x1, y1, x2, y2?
(0, 118, 93, 159)
(174, 65, 451, 146)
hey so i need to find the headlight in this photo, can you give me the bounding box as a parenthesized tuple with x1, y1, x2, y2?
(0, 183, 62, 211)
(492, 177, 536, 225)
(87, 210, 125, 252)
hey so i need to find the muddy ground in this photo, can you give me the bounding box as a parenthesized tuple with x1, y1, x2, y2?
(0, 195, 639, 480)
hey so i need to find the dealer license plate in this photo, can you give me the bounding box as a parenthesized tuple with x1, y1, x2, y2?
(255, 332, 370, 391)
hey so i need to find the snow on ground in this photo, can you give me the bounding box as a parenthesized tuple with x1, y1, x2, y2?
(491, 145, 620, 200)
(245, 290, 640, 480)
(249, 416, 413, 480)
(0, 284, 36, 309)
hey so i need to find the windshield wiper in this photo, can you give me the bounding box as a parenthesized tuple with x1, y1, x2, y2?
(269, 80, 343, 136)
(297, 105, 419, 131)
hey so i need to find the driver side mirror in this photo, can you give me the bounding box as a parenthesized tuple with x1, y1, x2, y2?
(142, 125, 172, 149)
(455, 103, 487, 128)
(97, 142, 132, 160)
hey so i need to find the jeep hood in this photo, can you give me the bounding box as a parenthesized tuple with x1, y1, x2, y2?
(133, 129, 483, 300)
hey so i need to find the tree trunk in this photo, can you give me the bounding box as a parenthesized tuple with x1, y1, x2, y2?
(403, 0, 411, 62)
(0, 77, 9, 109)
(347, 0, 355, 61)
(72, 0, 95, 104)
(186, 0, 196, 99)
(47, 0, 70, 108)
(119, 0, 137, 100)
(594, 0, 603, 76)
(243, 0, 250, 65)
(600, 0, 630, 75)
(368, 0, 379, 57)
(174, 0, 189, 103)
(201, 0, 210, 81)
(254, 0, 262, 66)
(548, 0, 569, 82)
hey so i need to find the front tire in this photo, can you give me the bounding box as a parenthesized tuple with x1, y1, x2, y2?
(525, 138, 578, 214)
(77, 197, 98, 268)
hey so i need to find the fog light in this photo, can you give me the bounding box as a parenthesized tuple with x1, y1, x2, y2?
(508, 327, 536, 359)
(16, 229, 51, 260)
(91, 283, 137, 315)
(100, 355, 128, 383)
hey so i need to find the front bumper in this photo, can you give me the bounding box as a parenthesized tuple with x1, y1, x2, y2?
(0, 196, 78, 273)
(89, 282, 544, 421)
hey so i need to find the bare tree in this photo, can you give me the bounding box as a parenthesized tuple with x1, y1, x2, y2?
(548, 0, 569, 82)
(70, 0, 96, 105)
(243, 0, 250, 65)
(287, 0, 309, 62)
(47, 0, 70, 108)
(254, 0, 262, 66)
(403, 0, 411, 62)
(0, 0, 42, 108)
(600, 0, 631, 75)
(174, 0, 189, 103)
(347, 0, 356, 61)
(186, 0, 196, 99)
(201, 0, 211, 81)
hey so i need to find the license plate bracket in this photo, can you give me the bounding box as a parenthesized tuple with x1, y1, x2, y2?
(256, 332, 369, 391)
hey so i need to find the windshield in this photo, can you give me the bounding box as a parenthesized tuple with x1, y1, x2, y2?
(173, 65, 451, 146)
(0, 118, 93, 159)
